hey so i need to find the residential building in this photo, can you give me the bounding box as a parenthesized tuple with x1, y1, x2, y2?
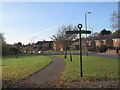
(35, 41, 54, 51)
(112, 38, 120, 47)
(94, 35, 113, 47)
(20, 41, 54, 53)
(72, 37, 86, 50)
(107, 35, 120, 54)
(53, 42, 64, 51)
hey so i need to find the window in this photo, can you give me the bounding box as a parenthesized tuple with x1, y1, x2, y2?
(118, 39, 120, 42)
(101, 41, 104, 43)
(97, 40, 99, 43)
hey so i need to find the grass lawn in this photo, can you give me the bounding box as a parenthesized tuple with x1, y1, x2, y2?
(71, 50, 80, 52)
(45, 50, 55, 53)
(2, 54, 52, 87)
(71, 50, 91, 53)
(54, 55, 118, 82)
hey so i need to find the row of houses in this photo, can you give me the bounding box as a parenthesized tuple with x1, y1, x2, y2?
(80, 34, 120, 53)
(20, 41, 54, 53)
(54, 34, 120, 54)
(87, 35, 120, 48)
(14, 34, 120, 54)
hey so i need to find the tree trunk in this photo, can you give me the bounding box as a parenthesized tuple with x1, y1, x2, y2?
(64, 47, 67, 58)
(70, 47, 72, 62)
(116, 47, 119, 53)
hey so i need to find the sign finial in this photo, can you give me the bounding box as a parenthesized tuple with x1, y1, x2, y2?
(78, 24, 82, 28)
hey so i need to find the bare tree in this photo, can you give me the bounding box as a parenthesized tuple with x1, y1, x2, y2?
(0, 32, 5, 43)
(51, 25, 78, 60)
(110, 10, 120, 54)
(110, 10, 120, 37)
(110, 10, 119, 30)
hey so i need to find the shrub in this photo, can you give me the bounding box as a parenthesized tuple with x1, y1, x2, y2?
(98, 45, 108, 53)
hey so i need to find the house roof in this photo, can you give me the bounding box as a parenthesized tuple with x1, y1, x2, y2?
(94, 35, 111, 40)
(35, 41, 54, 45)
(112, 34, 120, 39)
(87, 34, 120, 41)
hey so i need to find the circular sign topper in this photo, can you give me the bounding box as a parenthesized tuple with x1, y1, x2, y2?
(78, 24, 82, 28)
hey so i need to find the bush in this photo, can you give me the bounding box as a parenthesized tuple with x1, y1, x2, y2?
(2, 43, 10, 55)
(98, 45, 108, 53)
(87, 45, 96, 51)
(2, 43, 21, 56)
(9, 47, 20, 54)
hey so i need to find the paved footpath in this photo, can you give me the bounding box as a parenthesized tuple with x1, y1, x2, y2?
(12, 56, 65, 88)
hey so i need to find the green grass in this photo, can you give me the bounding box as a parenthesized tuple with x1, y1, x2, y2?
(71, 50, 80, 52)
(71, 50, 91, 53)
(54, 55, 118, 82)
(2, 54, 52, 87)
(45, 50, 55, 53)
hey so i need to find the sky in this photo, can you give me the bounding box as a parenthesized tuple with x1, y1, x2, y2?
(1, 2, 118, 45)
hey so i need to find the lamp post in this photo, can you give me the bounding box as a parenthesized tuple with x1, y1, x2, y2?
(85, 12, 91, 32)
(85, 12, 91, 56)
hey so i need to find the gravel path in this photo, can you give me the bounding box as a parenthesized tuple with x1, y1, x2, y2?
(12, 56, 65, 88)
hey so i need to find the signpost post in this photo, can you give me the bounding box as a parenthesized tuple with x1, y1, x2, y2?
(66, 24, 91, 78)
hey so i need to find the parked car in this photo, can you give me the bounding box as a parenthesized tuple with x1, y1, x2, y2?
(38, 51, 41, 53)
(23, 50, 27, 53)
(38, 51, 44, 53)
(33, 51, 38, 54)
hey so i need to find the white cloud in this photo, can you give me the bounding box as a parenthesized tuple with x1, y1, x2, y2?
(29, 25, 58, 38)
(4, 25, 58, 44)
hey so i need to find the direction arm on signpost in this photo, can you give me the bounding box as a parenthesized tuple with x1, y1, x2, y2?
(66, 30, 91, 34)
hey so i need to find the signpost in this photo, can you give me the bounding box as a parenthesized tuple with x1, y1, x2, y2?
(66, 24, 91, 78)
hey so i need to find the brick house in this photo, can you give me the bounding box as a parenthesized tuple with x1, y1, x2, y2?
(86, 37, 96, 51)
(95, 39, 107, 46)
(94, 35, 113, 47)
(53, 42, 64, 51)
(107, 36, 120, 54)
(88, 41, 91, 46)
(73, 34, 120, 53)
(72, 37, 86, 50)
(35, 41, 54, 51)
(93, 35, 120, 54)
(112, 38, 120, 47)
(20, 41, 54, 53)
(84, 35, 113, 52)
(86, 37, 95, 46)
(72, 41, 79, 50)
(21, 43, 35, 53)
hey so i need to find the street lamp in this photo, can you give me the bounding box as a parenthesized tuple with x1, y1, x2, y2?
(85, 12, 91, 56)
(85, 12, 91, 36)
